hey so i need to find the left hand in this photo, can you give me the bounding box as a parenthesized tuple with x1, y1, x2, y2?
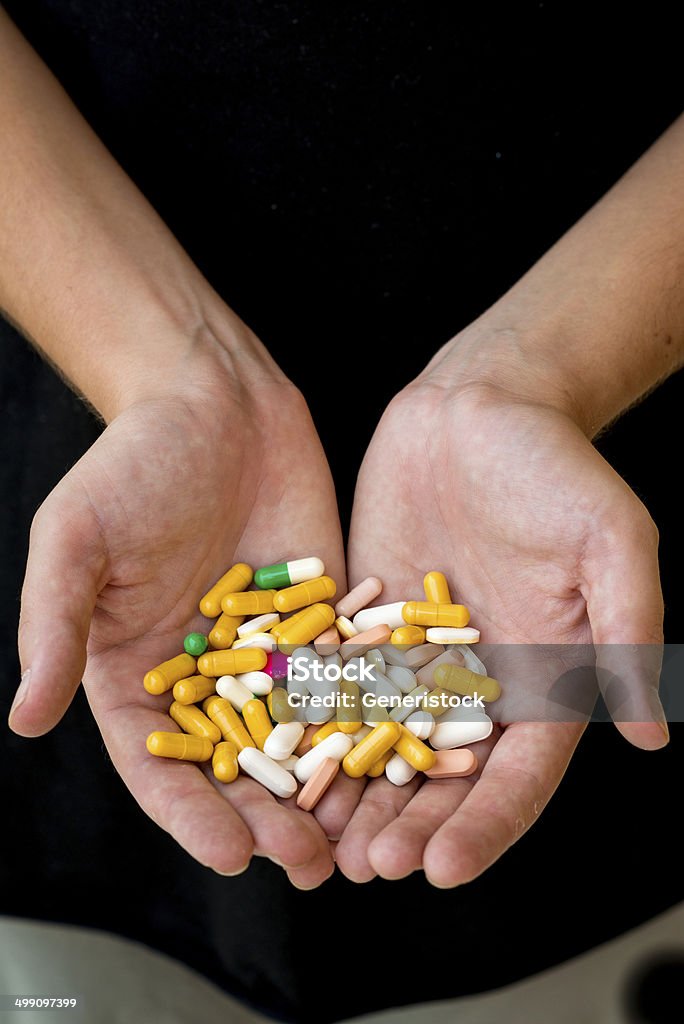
(318, 333, 667, 888)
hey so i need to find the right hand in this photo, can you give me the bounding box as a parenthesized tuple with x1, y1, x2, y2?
(9, 332, 346, 888)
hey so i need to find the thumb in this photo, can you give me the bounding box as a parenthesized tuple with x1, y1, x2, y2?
(583, 505, 667, 751)
(10, 489, 105, 737)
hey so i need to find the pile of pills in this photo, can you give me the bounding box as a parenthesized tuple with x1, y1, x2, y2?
(144, 559, 501, 811)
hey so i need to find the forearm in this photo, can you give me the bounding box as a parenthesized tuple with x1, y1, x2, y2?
(424, 113, 684, 436)
(0, 9, 277, 422)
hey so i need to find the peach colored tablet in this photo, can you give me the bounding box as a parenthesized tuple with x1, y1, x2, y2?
(423, 748, 478, 779)
(340, 623, 392, 661)
(296, 757, 340, 811)
(313, 625, 341, 654)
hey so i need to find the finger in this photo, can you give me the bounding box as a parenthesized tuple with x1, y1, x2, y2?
(221, 783, 329, 872)
(423, 722, 581, 888)
(312, 772, 366, 840)
(285, 809, 336, 890)
(12, 489, 106, 737)
(334, 775, 421, 883)
(582, 504, 667, 750)
(109, 704, 254, 874)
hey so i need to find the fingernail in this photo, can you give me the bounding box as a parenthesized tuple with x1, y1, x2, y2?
(9, 669, 31, 720)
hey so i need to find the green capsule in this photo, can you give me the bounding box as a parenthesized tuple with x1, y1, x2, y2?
(254, 556, 324, 590)
(184, 632, 209, 656)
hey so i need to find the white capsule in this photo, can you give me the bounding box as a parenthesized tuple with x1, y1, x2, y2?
(430, 712, 493, 750)
(263, 721, 305, 761)
(288, 557, 325, 585)
(237, 747, 298, 798)
(385, 664, 418, 694)
(235, 670, 273, 696)
(390, 685, 429, 723)
(237, 613, 281, 638)
(365, 648, 386, 673)
(232, 632, 277, 652)
(426, 627, 480, 644)
(404, 710, 435, 740)
(385, 752, 418, 787)
(351, 724, 372, 744)
(352, 602, 407, 633)
(294, 732, 353, 783)
(216, 675, 253, 711)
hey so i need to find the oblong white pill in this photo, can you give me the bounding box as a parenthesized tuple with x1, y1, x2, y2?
(232, 632, 277, 652)
(263, 721, 305, 761)
(385, 664, 418, 694)
(237, 612, 281, 638)
(236, 671, 273, 696)
(426, 627, 480, 644)
(430, 715, 493, 750)
(288, 557, 325, 585)
(385, 752, 418, 787)
(365, 648, 386, 673)
(334, 576, 383, 619)
(278, 755, 299, 772)
(390, 685, 429, 723)
(461, 646, 488, 676)
(216, 675, 253, 711)
(294, 732, 353, 783)
(404, 710, 435, 740)
(352, 602, 407, 633)
(237, 747, 297, 797)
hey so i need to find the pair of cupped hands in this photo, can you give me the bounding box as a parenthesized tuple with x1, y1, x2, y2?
(9, 302, 667, 890)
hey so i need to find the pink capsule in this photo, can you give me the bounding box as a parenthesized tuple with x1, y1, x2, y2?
(264, 650, 290, 680)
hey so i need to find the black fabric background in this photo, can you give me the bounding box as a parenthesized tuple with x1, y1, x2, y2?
(0, 3, 683, 1021)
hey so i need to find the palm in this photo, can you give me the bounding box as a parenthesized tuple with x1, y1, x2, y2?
(321, 383, 663, 886)
(18, 384, 345, 886)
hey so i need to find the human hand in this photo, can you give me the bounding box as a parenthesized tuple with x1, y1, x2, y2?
(9, 331, 345, 887)
(322, 327, 666, 888)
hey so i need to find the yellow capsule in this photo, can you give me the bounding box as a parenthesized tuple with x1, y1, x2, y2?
(393, 724, 436, 772)
(172, 675, 216, 705)
(278, 603, 336, 649)
(342, 721, 401, 778)
(144, 653, 196, 695)
(337, 678, 363, 734)
(221, 590, 276, 616)
(146, 731, 214, 762)
(391, 625, 426, 648)
(208, 613, 244, 650)
(402, 601, 470, 628)
(268, 687, 295, 723)
(433, 663, 501, 703)
(274, 576, 337, 613)
(311, 721, 340, 746)
(367, 748, 394, 777)
(242, 698, 274, 751)
(423, 571, 452, 604)
(169, 701, 222, 744)
(335, 616, 358, 640)
(203, 696, 255, 751)
(270, 607, 310, 641)
(212, 740, 239, 783)
(421, 687, 453, 718)
(197, 648, 267, 678)
(199, 563, 253, 618)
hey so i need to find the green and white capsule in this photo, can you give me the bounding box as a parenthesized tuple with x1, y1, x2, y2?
(254, 556, 324, 590)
